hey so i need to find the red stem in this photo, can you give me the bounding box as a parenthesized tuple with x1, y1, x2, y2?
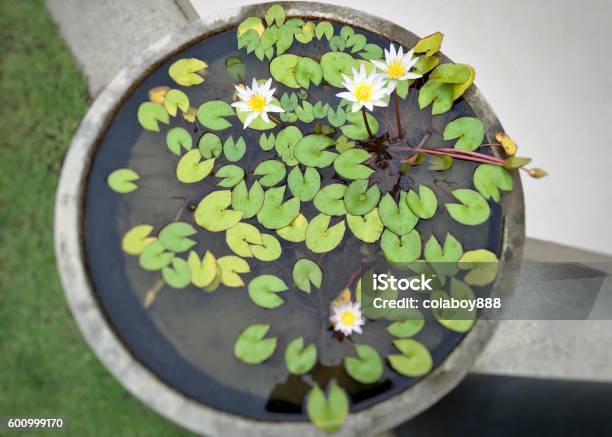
(361, 107, 374, 139)
(392, 90, 403, 139)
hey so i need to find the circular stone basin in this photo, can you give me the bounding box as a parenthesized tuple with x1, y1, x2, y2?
(55, 2, 524, 436)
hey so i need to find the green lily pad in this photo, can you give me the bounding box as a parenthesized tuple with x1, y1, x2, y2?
(225, 55, 245, 81)
(248, 274, 288, 309)
(216, 165, 244, 188)
(388, 339, 433, 377)
(380, 229, 421, 264)
(295, 57, 323, 89)
(276, 24, 294, 55)
(226, 222, 263, 258)
(458, 249, 499, 286)
(232, 180, 264, 219)
(305, 214, 346, 253)
(176, 149, 215, 183)
(428, 154, 454, 172)
(287, 166, 321, 201)
(139, 240, 174, 271)
(313, 101, 330, 119)
(343, 180, 380, 216)
(277, 214, 308, 242)
(158, 222, 197, 252)
(223, 136, 246, 162)
(137, 102, 169, 132)
(313, 184, 347, 216)
(334, 135, 354, 153)
(166, 127, 192, 156)
(265, 4, 285, 26)
(503, 156, 531, 170)
(254, 160, 286, 187)
(306, 381, 349, 433)
(280, 92, 299, 111)
(418, 80, 454, 115)
(197, 100, 235, 130)
(327, 106, 347, 128)
(431, 63, 471, 84)
(295, 101, 315, 123)
(315, 21, 334, 40)
(446, 189, 491, 225)
(292, 259, 322, 293)
(432, 279, 476, 333)
(473, 164, 513, 202)
(334, 149, 373, 180)
(378, 192, 418, 235)
(259, 132, 276, 151)
(443, 117, 484, 151)
(424, 233, 463, 263)
(270, 54, 300, 88)
(413, 31, 443, 56)
(234, 324, 277, 364)
(107, 168, 139, 193)
(285, 337, 317, 375)
(217, 255, 250, 287)
(294, 134, 337, 168)
(162, 258, 191, 289)
(195, 190, 243, 232)
(187, 250, 217, 288)
(122, 225, 156, 255)
(168, 58, 207, 86)
(358, 43, 383, 60)
(202, 264, 223, 293)
(340, 111, 379, 140)
(275, 126, 303, 165)
(346, 208, 384, 243)
(257, 186, 300, 230)
(164, 89, 189, 116)
(387, 314, 425, 338)
(347, 34, 367, 53)
(251, 234, 282, 261)
(238, 28, 259, 53)
(406, 185, 438, 219)
(320, 52, 356, 87)
(344, 344, 383, 384)
(198, 132, 223, 159)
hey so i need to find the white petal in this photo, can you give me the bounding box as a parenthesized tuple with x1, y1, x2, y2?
(336, 91, 356, 101)
(263, 78, 272, 92)
(260, 111, 270, 123)
(371, 99, 388, 107)
(243, 111, 258, 129)
(251, 78, 259, 92)
(264, 104, 284, 113)
(404, 72, 422, 80)
(364, 102, 374, 111)
(353, 325, 363, 334)
(371, 59, 387, 71)
(351, 102, 363, 112)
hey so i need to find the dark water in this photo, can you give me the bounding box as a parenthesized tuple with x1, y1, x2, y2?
(84, 23, 502, 421)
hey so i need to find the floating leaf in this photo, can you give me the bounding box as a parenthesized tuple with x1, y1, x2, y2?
(495, 131, 518, 156)
(430, 63, 471, 84)
(327, 106, 347, 128)
(285, 337, 317, 374)
(387, 313, 425, 338)
(358, 43, 383, 60)
(176, 149, 215, 183)
(292, 259, 322, 293)
(164, 89, 189, 116)
(202, 264, 223, 293)
(451, 64, 475, 99)
(295, 21, 315, 44)
(277, 214, 308, 242)
(378, 192, 418, 235)
(320, 52, 356, 87)
(340, 111, 379, 140)
(347, 34, 367, 53)
(424, 233, 463, 263)
(195, 190, 243, 232)
(458, 249, 499, 286)
(187, 250, 217, 288)
(315, 21, 334, 40)
(276, 24, 294, 55)
(226, 222, 263, 257)
(329, 35, 345, 51)
(197, 100, 235, 130)
(122, 225, 156, 255)
(259, 132, 276, 151)
(295, 57, 323, 89)
(406, 185, 438, 219)
(380, 229, 421, 264)
(418, 80, 454, 115)
(270, 54, 300, 88)
(313, 101, 330, 119)
(275, 126, 303, 165)
(237, 17, 265, 37)
(334, 148, 373, 180)
(234, 324, 277, 364)
(428, 154, 453, 171)
(198, 132, 223, 158)
(344, 344, 383, 384)
(139, 240, 174, 271)
(257, 186, 300, 229)
(160, 258, 190, 289)
(107, 168, 139, 193)
(314, 183, 347, 216)
(306, 381, 349, 433)
(148, 86, 169, 104)
(248, 274, 288, 309)
(503, 156, 531, 170)
(217, 255, 250, 287)
(388, 339, 433, 377)
(413, 56, 440, 76)
(238, 28, 259, 53)
(346, 208, 384, 243)
(287, 166, 321, 201)
(159, 222, 196, 252)
(225, 56, 245, 81)
(254, 160, 286, 187)
(343, 179, 380, 216)
(431, 279, 476, 332)
(232, 180, 265, 219)
(251, 234, 282, 261)
(223, 136, 246, 162)
(216, 165, 244, 188)
(334, 135, 354, 152)
(168, 58, 207, 86)
(294, 134, 337, 168)
(306, 214, 346, 253)
(473, 164, 513, 202)
(413, 32, 443, 57)
(443, 117, 484, 151)
(260, 26, 280, 50)
(137, 102, 169, 131)
(295, 101, 315, 123)
(166, 127, 192, 156)
(446, 189, 490, 225)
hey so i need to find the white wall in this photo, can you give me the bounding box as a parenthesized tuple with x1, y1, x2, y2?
(190, 0, 612, 255)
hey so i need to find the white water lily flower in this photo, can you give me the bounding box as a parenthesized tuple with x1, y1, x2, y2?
(336, 64, 392, 113)
(231, 78, 284, 128)
(330, 300, 365, 336)
(371, 43, 422, 87)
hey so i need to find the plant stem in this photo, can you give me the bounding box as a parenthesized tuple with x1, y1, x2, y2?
(392, 90, 403, 139)
(416, 148, 504, 166)
(361, 107, 374, 139)
(268, 114, 285, 128)
(436, 148, 505, 164)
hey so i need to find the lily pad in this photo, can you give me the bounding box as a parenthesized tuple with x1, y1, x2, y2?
(158, 222, 197, 252)
(295, 101, 315, 123)
(168, 58, 207, 86)
(344, 344, 383, 384)
(198, 132, 223, 158)
(195, 190, 243, 232)
(315, 21, 334, 40)
(413, 32, 443, 56)
(225, 55, 245, 81)
(343, 179, 380, 216)
(305, 214, 346, 253)
(334, 149, 373, 180)
(433, 279, 476, 332)
(292, 259, 322, 293)
(430, 63, 471, 84)
(277, 214, 308, 242)
(313, 184, 347, 216)
(378, 192, 418, 235)
(380, 229, 421, 264)
(388, 339, 433, 377)
(418, 80, 454, 115)
(232, 180, 264, 219)
(139, 240, 174, 271)
(234, 324, 277, 364)
(340, 111, 379, 141)
(446, 189, 491, 225)
(458, 249, 499, 286)
(306, 381, 349, 433)
(287, 166, 321, 201)
(320, 52, 356, 87)
(285, 337, 317, 375)
(295, 57, 323, 89)
(276, 24, 294, 55)
(197, 100, 235, 130)
(248, 274, 289, 309)
(473, 164, 513, 202)
(122, 225, 156, 255)
(406, 185, 438, 219)
(275, 126, 303, 165)
(251, 234, 282, 261)
(254, 160, 287, 187)
(327, 106, 347, 128)
(226, 222, 263, 257)
(424, 233, 463, 263)
(187, 250, 217, 288)
(176, 149, 215, 183)
(137, 102, 169, 132)
(346, 208, 384, 243)
(259, 132, 276, 151)
(107, 168, 139, 193)
(265, 4, 285, 26)
(164, 89, 189, 116)
(387, 314, 425, 338)
(217, 255, 250, 287)
(166, 127, 192, 156)
(216, 165, 244, 188)
(294, 134, 337, 168)
(223, 136, 246, 162)
(270, 54, 300, 88)
(257, 186, 300, 229)
(443, 117, 484, 151)
(160, 258, 190, 289)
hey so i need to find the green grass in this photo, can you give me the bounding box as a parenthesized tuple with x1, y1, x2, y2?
(0, 1, 190, 435)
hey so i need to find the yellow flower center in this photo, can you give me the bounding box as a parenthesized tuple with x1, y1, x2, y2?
(354, 83, 373, 102)
(248, 95, 266, 112)
(386, 60, 406, 79)
(340, 310, 357, 326)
